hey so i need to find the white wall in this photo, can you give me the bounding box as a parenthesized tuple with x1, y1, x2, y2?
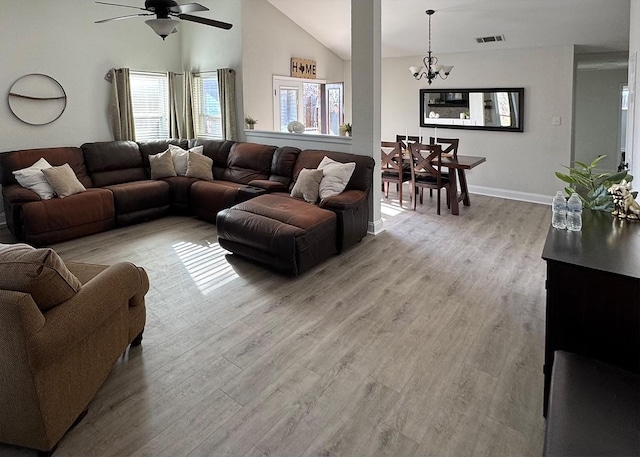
(379, 46, 575, 202)
(180, 0, 244, 138)
(574, 68, 628, 172)
(0, 0, 182, 152)
(629, 0, 640, 181)
(0, 0, 183, 221)
(241, 0, 346, 132)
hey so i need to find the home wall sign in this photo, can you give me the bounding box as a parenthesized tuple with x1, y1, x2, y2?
(8, 73, 67, 126)
(290, 58, 316, 79)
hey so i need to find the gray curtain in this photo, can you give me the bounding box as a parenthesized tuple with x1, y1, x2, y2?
(108, 68, 135, 141)
(168, 71, 181, 139)
(182, 71, 196, 139)
(217, 68, 237, 141)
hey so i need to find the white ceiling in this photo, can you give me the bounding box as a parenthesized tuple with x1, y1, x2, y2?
(266, 0, 631, 60)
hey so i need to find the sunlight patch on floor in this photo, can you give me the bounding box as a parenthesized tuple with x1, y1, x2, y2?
(381, 200, 406, 217)
(172, 241, 238, 295)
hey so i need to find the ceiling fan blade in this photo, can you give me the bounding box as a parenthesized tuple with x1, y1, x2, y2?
(95, 1, 146, 11)
(95, 13, 153, 23)
(168, 3, 209, 14)
(177, 14, 233, 30)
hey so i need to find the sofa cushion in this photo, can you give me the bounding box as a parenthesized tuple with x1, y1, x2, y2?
(12, 158, 55, 200)
(0, 147, 91, 188)
(290, 168, 323, 203)
(186, 152, 213, 181)
(162, 176, 199, 210)
(0, 243, 82, 311)
(42, 163, 87, 198)
(189, 139, 236, 179)
(20, 188, 115, 246)
(190, 180, 245, 222)
(82, 141, 146, 187)
(269, 146, 301, 187)
(221, 142, 276, 184)
(104, 180, 170, 216)
(149, 150, 177, 179)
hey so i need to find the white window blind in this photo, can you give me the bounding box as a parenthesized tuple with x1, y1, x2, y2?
(130, 71, 169, 141)
(193, 72, 222, 139)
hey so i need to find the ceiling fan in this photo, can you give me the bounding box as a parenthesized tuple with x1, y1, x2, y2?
(96, 0, 233, 40)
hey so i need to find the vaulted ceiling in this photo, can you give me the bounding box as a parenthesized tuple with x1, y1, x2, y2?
(266, 0, 630, 60)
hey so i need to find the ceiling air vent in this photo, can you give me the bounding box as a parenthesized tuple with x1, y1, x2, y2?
(476, 35, 505, 44)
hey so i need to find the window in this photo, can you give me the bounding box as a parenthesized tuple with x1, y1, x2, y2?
(193, 72, 222, 139)
(273, 76, 344, 135)
(129, 71, 169, 140)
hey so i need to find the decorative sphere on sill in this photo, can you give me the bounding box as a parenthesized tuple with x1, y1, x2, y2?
(287, 121, 305, 134)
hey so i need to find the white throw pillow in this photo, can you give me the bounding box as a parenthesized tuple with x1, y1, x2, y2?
(168, 144, 204, 176)
(317, 156, 356, 200)
(12, 157, 55, 200)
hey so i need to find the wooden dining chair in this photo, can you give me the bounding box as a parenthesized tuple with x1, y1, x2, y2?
(395, 135, 422, 153)
(381, 141, 411, 207)
(429, 137, 459, 159)
(429, 136, 469, 202)
(408, 142, 451, 214)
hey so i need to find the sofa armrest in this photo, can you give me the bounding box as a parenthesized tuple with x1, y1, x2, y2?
(29, 262, 148, 368)
(2, 184, 40, 204)
(320, 190, 366, 210)
(248, 179, 288, 192)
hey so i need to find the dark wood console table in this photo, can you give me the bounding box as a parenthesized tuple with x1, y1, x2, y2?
(541, 209, 640, 416)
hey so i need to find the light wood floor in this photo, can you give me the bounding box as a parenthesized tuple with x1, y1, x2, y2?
(0, 190, 550, 457)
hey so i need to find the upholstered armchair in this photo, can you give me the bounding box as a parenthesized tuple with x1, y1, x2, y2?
(0, 243, 148, 455)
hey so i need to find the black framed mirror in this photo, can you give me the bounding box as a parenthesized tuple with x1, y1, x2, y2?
(420, 88, 524, 132)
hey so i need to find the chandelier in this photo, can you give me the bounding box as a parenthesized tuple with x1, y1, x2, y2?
(409, 10, 453, 85)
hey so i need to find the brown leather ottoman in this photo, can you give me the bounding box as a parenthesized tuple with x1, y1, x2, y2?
(216, 194, 337, 275)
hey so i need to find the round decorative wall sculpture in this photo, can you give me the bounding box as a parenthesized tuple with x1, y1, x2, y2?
(8, 74, 67, 125)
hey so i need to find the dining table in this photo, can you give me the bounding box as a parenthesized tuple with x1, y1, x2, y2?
(441, 155, 486, 215)
(381, 145, 486, 215)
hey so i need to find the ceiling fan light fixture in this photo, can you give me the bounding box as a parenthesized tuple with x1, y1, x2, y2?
(145, 18, 179, 39)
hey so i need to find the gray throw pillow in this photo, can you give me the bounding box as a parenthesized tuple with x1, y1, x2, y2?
(291, 168, 324, 203)
(42, 163, 86, 198)
(149, 150, 177, 179)
(185, 152, 213, 181)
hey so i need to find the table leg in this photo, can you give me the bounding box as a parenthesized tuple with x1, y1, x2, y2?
(458, 169, 471, 206)
(449, 167, 460, 215)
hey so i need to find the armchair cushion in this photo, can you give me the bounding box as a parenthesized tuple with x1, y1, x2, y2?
(0, 243, 81, 311)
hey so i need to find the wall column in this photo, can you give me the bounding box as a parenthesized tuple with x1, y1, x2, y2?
(629, 0, 640, 180)
(351, 0, 383, 234)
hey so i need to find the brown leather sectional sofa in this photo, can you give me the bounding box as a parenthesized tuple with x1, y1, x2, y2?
(0, 139, 374, 273)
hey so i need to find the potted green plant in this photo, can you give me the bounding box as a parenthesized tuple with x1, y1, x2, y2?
(555, 155, 633, 211)
(339, 122, 351, 137)
(244, 116, 257, 129)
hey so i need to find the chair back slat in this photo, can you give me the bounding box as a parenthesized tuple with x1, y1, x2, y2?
(409, 143, 442, 176)
(395, 135, 422, 151)
(381, 141, 403, 171)
(429, 137, 459, 159)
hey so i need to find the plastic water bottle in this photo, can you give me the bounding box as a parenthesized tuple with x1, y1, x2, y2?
(552, 191, 567, 229)
(566, 193, 582, 231)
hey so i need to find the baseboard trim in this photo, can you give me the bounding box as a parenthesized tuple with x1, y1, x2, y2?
(468, 185, 551, 206)
(368, 218, 385, 235)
